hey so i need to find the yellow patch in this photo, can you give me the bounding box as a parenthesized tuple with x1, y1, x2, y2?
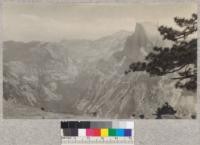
(101, 128, 108, 137)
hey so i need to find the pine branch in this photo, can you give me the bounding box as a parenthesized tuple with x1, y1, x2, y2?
(126, 13, 197, 91)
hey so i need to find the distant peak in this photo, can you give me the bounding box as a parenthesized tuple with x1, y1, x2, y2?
(134, 23, 146, 33)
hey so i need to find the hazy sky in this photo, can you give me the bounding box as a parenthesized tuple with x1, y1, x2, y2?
(3, 3, 197, 42)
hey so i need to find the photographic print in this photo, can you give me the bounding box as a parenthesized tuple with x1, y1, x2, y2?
(3, 3, 197, 119)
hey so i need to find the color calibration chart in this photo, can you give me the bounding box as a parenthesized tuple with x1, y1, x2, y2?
(61, 121, 134, 144)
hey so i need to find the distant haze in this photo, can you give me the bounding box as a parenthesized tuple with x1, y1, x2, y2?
(3, 3, 197, 42)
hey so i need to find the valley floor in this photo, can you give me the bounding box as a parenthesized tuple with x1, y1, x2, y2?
(3, 101, 188, 119)
(3, 101, 93, 119)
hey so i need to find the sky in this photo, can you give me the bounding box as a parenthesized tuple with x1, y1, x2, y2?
(3, 3, 197, 42)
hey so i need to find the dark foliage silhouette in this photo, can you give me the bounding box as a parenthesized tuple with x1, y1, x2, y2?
(126, 14, 197, 91)
(154, 102, 177, 119)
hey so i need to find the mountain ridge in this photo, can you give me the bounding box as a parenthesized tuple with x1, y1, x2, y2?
(3, 22, 195, 119)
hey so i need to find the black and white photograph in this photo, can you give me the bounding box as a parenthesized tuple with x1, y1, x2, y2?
(3, 3, 197, 119)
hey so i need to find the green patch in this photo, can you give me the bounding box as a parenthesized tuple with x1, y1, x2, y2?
(108, 128, 116, 136)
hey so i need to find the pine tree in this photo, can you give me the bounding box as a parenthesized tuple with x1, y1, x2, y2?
(154, 102, 177, 119)
(126, 13, 197, 91)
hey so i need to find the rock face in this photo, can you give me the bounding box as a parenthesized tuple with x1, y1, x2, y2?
(123, 23, 151, 62)
(3, 23, 196, 119)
